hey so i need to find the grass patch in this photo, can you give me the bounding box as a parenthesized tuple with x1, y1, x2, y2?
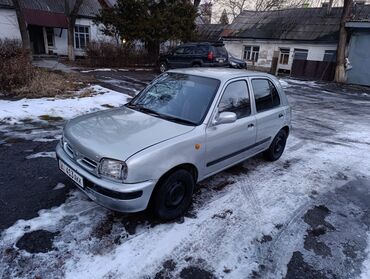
(10, 68, 97, 99)
(38, 115, 64, 122)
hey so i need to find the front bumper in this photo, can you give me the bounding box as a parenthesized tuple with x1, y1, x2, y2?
(56, 143, 156, 213)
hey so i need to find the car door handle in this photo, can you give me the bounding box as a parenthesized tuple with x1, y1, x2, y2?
(248, 123, 254, 128)
(279, 113, 284, 118)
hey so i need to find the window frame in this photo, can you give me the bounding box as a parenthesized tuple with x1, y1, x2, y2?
(293, 48, 308, 61)
(279, 48, 290, 65)
(243, 45, 260, 62)
(323, 50, 336, 62)
(74, 25, 90, 50)
(217, 79, 252, 120)
(250, 77, 281, 113)
(45, 27, 55, 47)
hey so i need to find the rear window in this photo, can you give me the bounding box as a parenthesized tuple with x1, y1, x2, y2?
(214, 46, 228, 57)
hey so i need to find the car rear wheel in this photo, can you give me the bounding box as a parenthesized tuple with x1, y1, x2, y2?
(264, 129, 287, 161)
(151, 169, 194, 220)
(159, 62, 168, 73)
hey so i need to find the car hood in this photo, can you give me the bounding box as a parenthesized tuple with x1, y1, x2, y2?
(64, 106, 194, 161)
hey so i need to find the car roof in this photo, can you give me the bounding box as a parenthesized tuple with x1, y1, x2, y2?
(179, 42, 224, 47)
(167, 68, 276, 82)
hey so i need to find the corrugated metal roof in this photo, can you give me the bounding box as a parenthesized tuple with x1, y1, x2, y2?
(197, 24, 225, 42)
(0, 0, 103, 17)
(224, 5, 370, 42)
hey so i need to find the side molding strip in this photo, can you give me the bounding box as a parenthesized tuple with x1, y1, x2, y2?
(206, 137, 271, 167)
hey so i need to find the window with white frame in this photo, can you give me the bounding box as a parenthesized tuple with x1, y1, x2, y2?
(279, 48, 290, 64)
(243, 46, 260, 62)
(74, 25, 90, 49)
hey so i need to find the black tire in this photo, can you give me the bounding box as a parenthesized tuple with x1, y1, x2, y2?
(192, 63, 201, 68)
(151, 169, 195, 220)
(159, 61, 168, 73)
(264, 129, 288, 161)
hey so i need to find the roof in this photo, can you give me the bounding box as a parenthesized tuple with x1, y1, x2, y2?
(223, 5, 370, 42)
(168, 68, 275, 81)
(0, 0, 104, 17)
(197, 24, 225, 42)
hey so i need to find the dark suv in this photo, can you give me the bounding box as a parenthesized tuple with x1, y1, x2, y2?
(158, 42, 229, 73)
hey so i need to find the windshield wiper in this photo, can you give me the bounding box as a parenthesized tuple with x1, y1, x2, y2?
(157, 114, 196, 126)
(126, 103, 160, 116)
(126, 103, 196, 126)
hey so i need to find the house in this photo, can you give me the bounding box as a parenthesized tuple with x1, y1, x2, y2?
(346, 18, 370, 86)
(196, 23, 225, 42)
(221, 6, 345, 80)
(0, 0, 113, 56)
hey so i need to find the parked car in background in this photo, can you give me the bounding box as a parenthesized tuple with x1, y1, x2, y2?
(158, 42, 229, 73)
(229, 53, 247, 69)
(56, 68, 291, 220)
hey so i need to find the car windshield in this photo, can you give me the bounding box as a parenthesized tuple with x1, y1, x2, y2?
(127, 73, 220, 125)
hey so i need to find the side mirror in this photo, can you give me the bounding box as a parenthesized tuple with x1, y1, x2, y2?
(214, 111, 237, 125)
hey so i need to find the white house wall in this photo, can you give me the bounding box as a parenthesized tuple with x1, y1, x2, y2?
(224, 39, 337, 71)
(0, 9, 21, 40)
(0, 10, 113, 56)
(51, 18, 114, 56)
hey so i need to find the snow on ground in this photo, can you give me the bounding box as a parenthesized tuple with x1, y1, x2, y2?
(0, 85, 129, 125)
(26, 151, 56, 160)
(80, 68, 115, 73)
(1, 127, 369, 279)
(0, 85, 130, 142)
(360, 234, 370, 279)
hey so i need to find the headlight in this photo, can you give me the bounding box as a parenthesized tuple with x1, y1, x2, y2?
(98, 158, 127, 182)
(230, 62, 237, 66)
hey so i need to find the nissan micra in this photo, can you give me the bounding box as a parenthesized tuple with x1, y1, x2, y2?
(56, 68, 291, 220)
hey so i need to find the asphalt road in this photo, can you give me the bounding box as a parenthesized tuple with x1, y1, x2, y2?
(1, 71, 370, 279)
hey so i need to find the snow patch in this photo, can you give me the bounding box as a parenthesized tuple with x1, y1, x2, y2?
(0, 85, 130, 125)
(80, 68, 115, 73)
(26, 152, 56, 160)
(360, 234, 370, 279)
(53, 183, 66, 190)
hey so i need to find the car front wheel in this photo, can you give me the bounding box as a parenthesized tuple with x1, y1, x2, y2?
(264, 129, 288, 161)
(151, 169, 194, 220)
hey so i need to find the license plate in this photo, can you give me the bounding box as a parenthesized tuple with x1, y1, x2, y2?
(218, 59, 225, 63)
(59, 160, 84, 188)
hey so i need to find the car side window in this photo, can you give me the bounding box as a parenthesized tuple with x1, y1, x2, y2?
(251, 79, 281, 112)
(174, 47, 185, 55)
(195, 45, 208, 55)
(218, 80, 251, 119)
(183, 46, 195, 55)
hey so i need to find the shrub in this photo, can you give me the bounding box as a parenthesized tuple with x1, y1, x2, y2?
(84, 41, 156, 68)
(0, 39, 34, 93)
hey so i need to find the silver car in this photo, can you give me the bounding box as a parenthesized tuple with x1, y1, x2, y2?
(56, 68, 291, 220)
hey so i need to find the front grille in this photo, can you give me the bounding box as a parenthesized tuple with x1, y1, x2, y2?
(65, 143, 74, 158)
(63, 142, 98, 172)
(80, 157, 98, 169)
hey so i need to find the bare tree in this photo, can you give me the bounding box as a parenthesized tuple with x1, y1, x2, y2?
(12, 0, 30, 51)
(213, 0, 335, 22)
(65, 0, 84, 61)
(334, 0, 353, 83)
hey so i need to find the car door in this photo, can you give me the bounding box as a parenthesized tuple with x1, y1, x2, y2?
(249, 77, 286, 150)
(205, 79, 257, 175)
(168, 46, 186, 68)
